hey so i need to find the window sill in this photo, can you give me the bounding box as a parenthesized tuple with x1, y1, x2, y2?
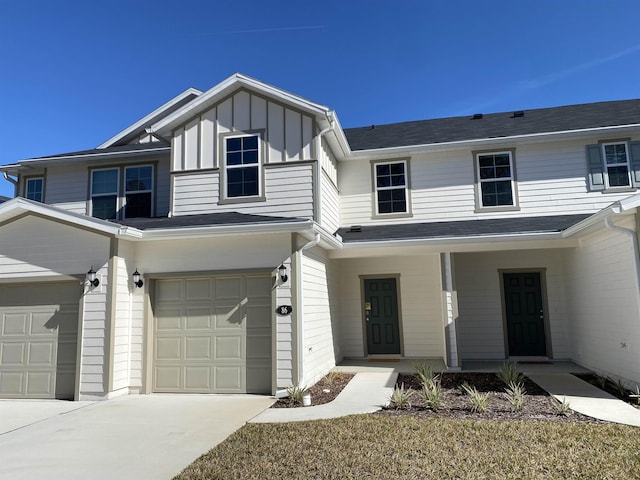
(219, 196, 267, 205)
(474, 206, 521, 213)
(602, 187, 637, 194)
(371, 212, 413, 220)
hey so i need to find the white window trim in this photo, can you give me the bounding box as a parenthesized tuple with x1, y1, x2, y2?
(124, 164, 154, 219)
(373, 160, 409, 216)
(223, 133, 262, 200)
(475, 150, 517, 209)
(601, 141, 631, 189)
(90, 167, 120, 219)
(25, 176, 44, 202)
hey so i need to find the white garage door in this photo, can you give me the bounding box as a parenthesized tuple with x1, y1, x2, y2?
(0, 283, 80, 399)
(153, 274, 272, 394)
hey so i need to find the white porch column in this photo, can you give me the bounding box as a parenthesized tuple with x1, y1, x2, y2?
(441, 252, 461, 369)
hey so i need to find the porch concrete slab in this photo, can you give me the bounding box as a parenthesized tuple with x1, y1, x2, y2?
(0, 394, 274, 480)
(0, 399, 95, 434)
(528, 373, 640, 427)
(250, 371, 397, 423)
(462, 360, 591, 374)
(335, 358, 447, 374)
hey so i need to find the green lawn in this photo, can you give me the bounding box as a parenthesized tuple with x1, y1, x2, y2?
(175, 415, 640, 479)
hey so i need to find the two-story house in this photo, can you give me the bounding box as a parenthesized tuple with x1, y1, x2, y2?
(1, 73, 639, 400)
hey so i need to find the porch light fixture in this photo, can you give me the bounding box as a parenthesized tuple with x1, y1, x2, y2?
(278, 263, 288, 283)
(87, 267, 100, 288)
(132, 269, 144, 288)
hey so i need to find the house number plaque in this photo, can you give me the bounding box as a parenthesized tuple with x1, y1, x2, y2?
(276, 305, 293, 316)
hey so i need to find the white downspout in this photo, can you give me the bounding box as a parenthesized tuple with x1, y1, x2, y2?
(296, 233, 321, 386)
(315, 113, 334, 227)
(604, 216, 640, 310)
(2, 171, 18, 197)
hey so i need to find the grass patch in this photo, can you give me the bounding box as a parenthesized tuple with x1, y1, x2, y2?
(175, 415, 640, 479)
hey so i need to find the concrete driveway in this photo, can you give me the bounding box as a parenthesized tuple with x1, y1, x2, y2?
(0, 394, 274, 480)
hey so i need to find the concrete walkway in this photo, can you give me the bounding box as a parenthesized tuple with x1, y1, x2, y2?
(250, 371, 397, 423)
(528, 373, 640, 427)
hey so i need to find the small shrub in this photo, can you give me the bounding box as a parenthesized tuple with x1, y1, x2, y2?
(286, 384, 309, 405)
(550, 396, 573, 416)
(421, 380, 443, 411)
(611, 377, 629, 398)
(324, 370, 342, 387)
(497, 361, 524, 386)
(389, 383, 414, 409)
(458, 381, 472, 396)
(504, 381, 526, 412)
(595, 374, 608, 389)
(413, 361, 439, 388)
(462, 384, 490, 413)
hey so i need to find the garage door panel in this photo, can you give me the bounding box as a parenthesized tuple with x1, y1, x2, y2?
(153, 274, 271, 394)
(155, 337, 181, 360)
(155, 309, 182, 331)
(185, 279, 211, 301)
(0, 283, 79, 399)
(214, 304, 243, 329)
(185, 366, 211, 390)
(3, 313, 28, 335)
(156, 280, 182, 301)
(28, 342, 55, 364)
(185, 337, 211, 360)
(185, 307, 212, 330)
(215, 277, 243, 300)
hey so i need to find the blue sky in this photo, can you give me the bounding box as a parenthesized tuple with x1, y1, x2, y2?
(2, 0, 640, 198)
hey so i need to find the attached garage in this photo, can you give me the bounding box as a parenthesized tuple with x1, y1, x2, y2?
(152, 273, 272, 394)
(0, 282, 80, 399)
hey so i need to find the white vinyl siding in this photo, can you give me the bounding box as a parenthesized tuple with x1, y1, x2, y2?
(321, 172, 340, 234)
(275, 258, 294, 390)
(336, 255, 444, 359)
(340, 138, 640, 226)
(301, 248, 337, 386)
(44, 165, 88, 214)
(565, 216, 640, 385)
(454, 249, 571, 361)
(172, 90, 315, 171)
(172, 163, 314, 218)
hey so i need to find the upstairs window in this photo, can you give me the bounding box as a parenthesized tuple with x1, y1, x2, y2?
(586, 141, 640, 191)
(25, 177, 44, 202)
(374, 160, 409, 215)
(476, 151, 517, 208)
(91, 168, 119, 220)
(224, 135, 260, 198)
(90, 164, 154, 220)
(125, 165, 153, 218)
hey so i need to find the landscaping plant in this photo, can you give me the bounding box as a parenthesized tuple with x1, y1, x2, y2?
(504, 381, 526, 412)
(286, 383, 309, 405)
(389, 383, 414, 409)
(413, 361, 439, 388)
(550, 396, 573, 416)
(497, 361, 524, 386)
(461, 383, 490, 413)
(421, 379, 443, 411)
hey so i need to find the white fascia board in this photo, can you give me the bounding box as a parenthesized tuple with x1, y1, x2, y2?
(98, 88, 203, 149)
(562, 193, 640, 237)
(0, 197, 123, 235)
(12, 146, 170, 169)
(340, 231, 566, 250)
(120, 219, 315, 241)
(346, 123, 640, 159)
(152, 73, 331, 134)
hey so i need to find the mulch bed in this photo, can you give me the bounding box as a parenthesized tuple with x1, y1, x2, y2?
(272, 373, 355, 408)
(574, 373, 640, 409)
(377, 373, 604, 423)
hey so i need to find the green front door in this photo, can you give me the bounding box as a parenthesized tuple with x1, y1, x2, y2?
(503, 272, 547, 356)
(364, 278, 401, 355)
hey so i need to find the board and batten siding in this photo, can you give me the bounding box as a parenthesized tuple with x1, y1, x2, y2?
(336, 255, 444, 359)
(172, 89, 315, 171)
(301, 248, 337, 386)
(172, 163, 315, 218)
(340, 138, 640, 226)
(454, 249, 571, 360)
(565, 216, 640, 384)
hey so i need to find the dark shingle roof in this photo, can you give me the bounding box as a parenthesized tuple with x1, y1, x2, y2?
(119, 212, 308, 230)
(343, 99, 640, 151)
(337, 214, 591, 243)
(31, 142, 169, 160)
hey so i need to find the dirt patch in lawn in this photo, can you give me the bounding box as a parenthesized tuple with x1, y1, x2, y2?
(378, 373, 604, 423)
(272, 372, 355, 408)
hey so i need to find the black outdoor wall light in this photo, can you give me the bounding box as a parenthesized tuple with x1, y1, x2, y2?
(278, 263, 288, 283)
(133, 269, 144, 288)
(87, 267, 100, 288)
